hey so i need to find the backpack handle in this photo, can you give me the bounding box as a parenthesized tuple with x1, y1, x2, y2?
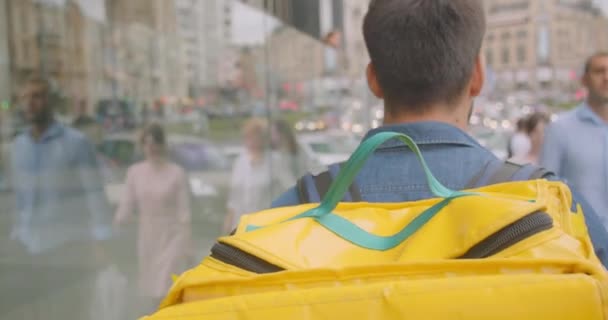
(318, 131, 467, 210)
(247, 132, 474, 250)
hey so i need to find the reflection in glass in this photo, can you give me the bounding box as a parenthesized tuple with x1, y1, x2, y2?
(113, 124, 192, 315)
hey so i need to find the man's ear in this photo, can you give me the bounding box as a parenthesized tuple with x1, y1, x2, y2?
(367, 63, 384, 99)
(469, 55, 485, 97)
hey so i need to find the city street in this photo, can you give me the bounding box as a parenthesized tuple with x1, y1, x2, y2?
(1, 0, 608, 319)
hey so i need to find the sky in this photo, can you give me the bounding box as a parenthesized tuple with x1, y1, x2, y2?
(594, 0, 608, 14)
(230, 1, 280, 46)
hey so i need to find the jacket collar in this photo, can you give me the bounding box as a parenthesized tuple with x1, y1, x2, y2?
(362, 121, 483, 150)
(577, 102, 607, 126)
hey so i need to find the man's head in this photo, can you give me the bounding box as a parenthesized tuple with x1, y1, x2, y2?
(20, 76, 53, 126)
(363, 0, 486, 122)
(583, 52, 608, 106)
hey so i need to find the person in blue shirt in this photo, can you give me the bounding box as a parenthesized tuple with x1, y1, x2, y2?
(541, 52, 608, 228)
(4, 76, 112, 319)
(271, 0, 608, 266)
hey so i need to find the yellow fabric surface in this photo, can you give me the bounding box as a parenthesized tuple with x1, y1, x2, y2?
(144, 180, 608, 320)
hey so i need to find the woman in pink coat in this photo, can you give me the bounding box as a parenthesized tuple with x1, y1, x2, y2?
(114, 124, 192, 313)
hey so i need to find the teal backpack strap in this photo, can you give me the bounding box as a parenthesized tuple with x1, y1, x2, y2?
(250, 132, 475, 251)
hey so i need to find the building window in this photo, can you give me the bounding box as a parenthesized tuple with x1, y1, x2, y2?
(23, 41, 30, 62)
(537, 25, 550, 64)
(501, 32, 512, 40)
(486, 33, 495, 42)
(540, 81, 551, 89)
(516, 82, 529, 90)
(559, 43, 570, 59)
(490, 1, 530, 14)
(517, 30, 527, 39)
(502, 47, 510, 65)
(486, 48, 494, 66)
(517, 45, 526, 63)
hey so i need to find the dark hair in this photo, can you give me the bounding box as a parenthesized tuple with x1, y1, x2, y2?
(21, 75, 52, 96)
(584, 52, 608, 74)
(523, 112, 549, 135)
(141, 123, 166, 146)
(516, 118, 527, 131)
(273, 119, 299, 155)
(363, 0, 486, 113)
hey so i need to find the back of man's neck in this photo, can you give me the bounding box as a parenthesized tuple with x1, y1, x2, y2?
(383, 110, 469, 131)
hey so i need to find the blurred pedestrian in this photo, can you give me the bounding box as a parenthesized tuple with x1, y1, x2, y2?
(141, 103, 150, 125)
(223, 118, 293, 234)
(511, 112, 549, 165)
(507, 117, 531, 159)
(271, 119, 311, 179)
(4, 75, 112, 320)
(72, 99, 102, 145)
(113, 123, 192, 314)
(541, 52, 608, 226)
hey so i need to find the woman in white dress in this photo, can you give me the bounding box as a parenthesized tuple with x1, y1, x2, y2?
(113, 124, 192, 313)
(510, 112, 549, 165)
(271, 119, 311, 179)
(223, 118, 294, 234)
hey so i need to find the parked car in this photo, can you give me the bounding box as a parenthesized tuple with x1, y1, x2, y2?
(299, 131, 360, 167)
(96, 99, 136, 132)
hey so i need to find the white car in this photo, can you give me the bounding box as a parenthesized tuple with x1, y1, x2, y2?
(299, 131, 360, 168)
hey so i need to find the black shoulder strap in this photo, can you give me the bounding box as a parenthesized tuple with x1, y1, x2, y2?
(528, 167, 553, 180)
(296, 176, 311, 203)
(466, 160, 554, 189)
(488, 161, 523, 185)
(296, 162, 362, 204)
(313, 171, 333, 200)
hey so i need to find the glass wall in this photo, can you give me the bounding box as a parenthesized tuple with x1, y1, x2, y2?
(0, 0, 374, 319)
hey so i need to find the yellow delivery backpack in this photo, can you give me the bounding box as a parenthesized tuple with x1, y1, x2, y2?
(144, 132, 608, 320)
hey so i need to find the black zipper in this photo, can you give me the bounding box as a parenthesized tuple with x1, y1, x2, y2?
(459, 211, 553, 259)
(211, 242, 284, 274)
(213, 212, 552, 271)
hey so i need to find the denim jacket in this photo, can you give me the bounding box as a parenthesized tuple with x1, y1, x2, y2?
(272, 122, 608, 267)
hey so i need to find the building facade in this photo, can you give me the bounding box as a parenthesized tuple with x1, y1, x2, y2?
(484, 0, 608, 100)
(341, 0, 369, 78)
(175, 0, 234, 96)
(3, 0, 192, 113)
(4, 0, 110, 112)
(106, 0, 188, 106)
(267, 26, 325, 83)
